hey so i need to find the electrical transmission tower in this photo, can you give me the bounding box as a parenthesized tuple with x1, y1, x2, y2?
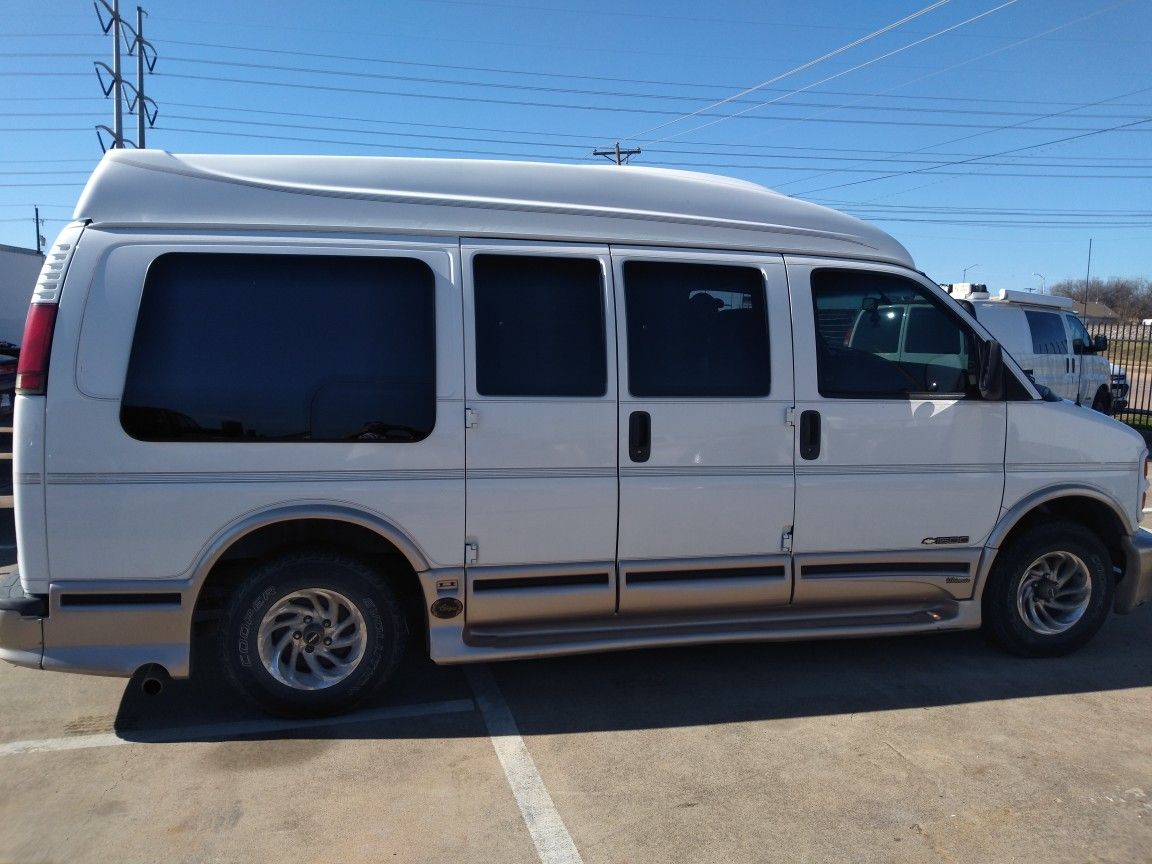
(593, 142, 642, 165)
(93, 1, 157, 152)
(124, 8, 158, 147)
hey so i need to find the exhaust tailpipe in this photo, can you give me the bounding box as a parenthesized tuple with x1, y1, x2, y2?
(138, 663, 170, 696)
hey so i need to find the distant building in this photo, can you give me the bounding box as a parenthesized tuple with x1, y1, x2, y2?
(0, 243, 43, 347)
(1078, 301, 1119, 325)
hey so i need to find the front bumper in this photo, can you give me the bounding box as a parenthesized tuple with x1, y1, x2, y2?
(1117, 527, 1152, 614)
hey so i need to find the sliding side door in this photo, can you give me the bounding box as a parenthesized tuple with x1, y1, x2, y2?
(613, 249, 795, 616)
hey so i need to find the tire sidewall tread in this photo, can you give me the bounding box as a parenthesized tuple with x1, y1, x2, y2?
(219, 550, 404, 717)
(983, 521, 1113, 657)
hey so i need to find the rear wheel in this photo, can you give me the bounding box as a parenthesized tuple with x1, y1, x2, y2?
(982, 522, 1113, 657)
(219, 550, 404, 717)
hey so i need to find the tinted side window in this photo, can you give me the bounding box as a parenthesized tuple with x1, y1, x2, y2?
(1025, 310, 1068, 355)
(473, 255, 606, 397)
(813, 269, 972, 398)
(1065, 314, 1091, 350)
(850, 306, 904, 354)
(624, 261, 770, 398)
(906, 306, 963, 353)
(122, 253, 436, 442)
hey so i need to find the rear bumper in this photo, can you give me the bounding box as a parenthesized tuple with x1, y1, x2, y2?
(1117, 528, 1152, 614)
(0, 568, 44, 669)
(0, 571, 192, 678)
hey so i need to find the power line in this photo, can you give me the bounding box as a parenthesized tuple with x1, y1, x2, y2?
(778, 69, 1152, 192)
(10, 34, 1146, 113)
(638, 0, 1022, 145)
(0, 42, 1129, 109)
(407, 0, 1148, 48)
(154, 102, 1152, 161)
(626, 0, 957, 142)
(799, 114, 1152, 195)
(131, 123, 1152, 181)
(10, 46, 1152, 124)
(4, 110, 1152, 178)
(138, 54, 1150, 124)
(150, 111, 1152, 170)
(53, 69, 1147, 134)
(730, 1, 1131, 187)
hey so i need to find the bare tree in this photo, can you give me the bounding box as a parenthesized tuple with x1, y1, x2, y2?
(1052, 277, 1152, 321)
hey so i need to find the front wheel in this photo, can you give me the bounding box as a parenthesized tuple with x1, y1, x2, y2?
(982, 522, 1113, 657)
(219, 551, 405, 716)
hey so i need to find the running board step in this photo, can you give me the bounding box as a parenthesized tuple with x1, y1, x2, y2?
(465, 602, 960, 649)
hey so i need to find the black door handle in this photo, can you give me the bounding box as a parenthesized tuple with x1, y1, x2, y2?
(799, 410, 821, 460)
(629, 411, 651, 463)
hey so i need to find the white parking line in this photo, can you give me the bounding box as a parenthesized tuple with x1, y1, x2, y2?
(466, 664, 584, 864)
(0, 698, 475, 757)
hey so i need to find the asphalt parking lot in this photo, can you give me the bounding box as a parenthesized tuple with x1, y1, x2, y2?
(1, 434, 1150, 863)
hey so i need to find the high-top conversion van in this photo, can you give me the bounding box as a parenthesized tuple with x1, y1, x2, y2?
(2, 152, 1150, 716)
(945, 284, 1116, 412)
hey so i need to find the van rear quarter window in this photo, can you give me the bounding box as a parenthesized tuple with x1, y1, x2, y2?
(120, 253, 436, 442)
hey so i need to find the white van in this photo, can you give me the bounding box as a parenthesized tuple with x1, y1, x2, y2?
(946, 284, 1114, 412)
(2, 151, 1150, 716)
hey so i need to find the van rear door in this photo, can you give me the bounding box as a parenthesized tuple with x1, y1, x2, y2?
(461, 242, 619, 628)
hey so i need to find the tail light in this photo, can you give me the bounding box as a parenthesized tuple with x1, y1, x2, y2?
(15, 226, 81, 396)
(15, 303, 58, 395)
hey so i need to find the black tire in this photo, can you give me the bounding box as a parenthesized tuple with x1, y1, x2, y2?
(1091, 388, 1110, 413)
(218, 550, 405, 717)
(982, 521, 1113, 657)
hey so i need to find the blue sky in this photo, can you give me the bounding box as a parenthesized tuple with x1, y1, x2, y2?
(1, 0, 1149, 291)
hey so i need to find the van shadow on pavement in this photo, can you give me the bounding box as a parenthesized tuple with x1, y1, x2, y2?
(113, 605, 1152, 743)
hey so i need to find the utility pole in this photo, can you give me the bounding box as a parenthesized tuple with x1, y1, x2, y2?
(94, 0, 132, 151)
(124, 6, 158, 148)
(1083, 238, 1093, 316)
(593, 142, 642, 165)
(33, 206, 44, 255)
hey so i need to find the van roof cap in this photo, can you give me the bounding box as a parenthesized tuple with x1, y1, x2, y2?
(948, 282, 1076, 310)
(73, 151, 915, 267)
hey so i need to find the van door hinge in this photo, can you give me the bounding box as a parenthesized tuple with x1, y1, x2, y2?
(465, 407, 478, 428)
(465, 542, 479, 564)
(781, 528, 793, 554)
(785, 407, 796, 427)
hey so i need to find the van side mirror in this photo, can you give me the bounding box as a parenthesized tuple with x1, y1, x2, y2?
(1093, 334, 1108, 352)
(978, 340, 1005, 401)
